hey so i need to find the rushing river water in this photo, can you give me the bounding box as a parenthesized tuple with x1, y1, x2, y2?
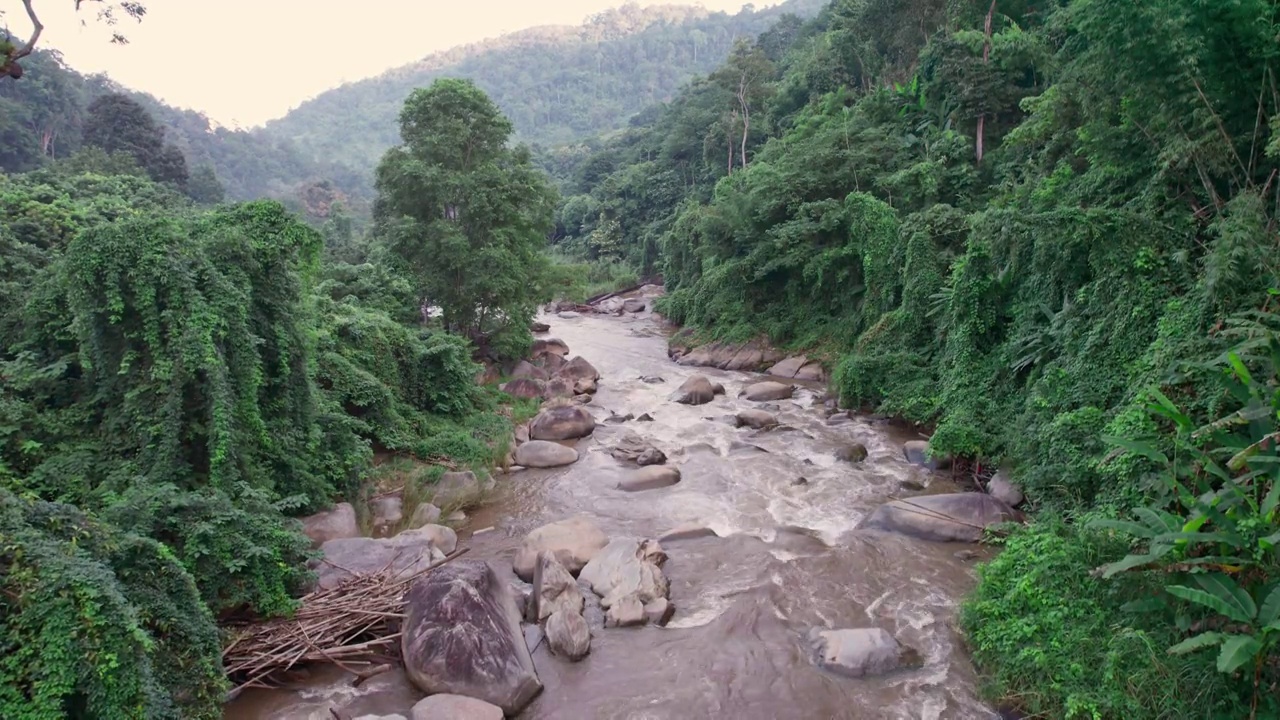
(226, 295, 1000, 720)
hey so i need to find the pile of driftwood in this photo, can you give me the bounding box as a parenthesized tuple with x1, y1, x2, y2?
(221, 547, 468, 694)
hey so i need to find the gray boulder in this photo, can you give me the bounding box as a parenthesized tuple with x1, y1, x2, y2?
(558, 356, 601, 382)
(857, 493, 1021, 543)
(514, 440, 579, 468)
(622, 298, 647, 313)
(618, 466, 681, 492)
(501, 377, 546, 399)
(766, 355, 808, 378)
(401, 560, 542, 715)
(810, 627, 915, 678)
(545, 609, 591, 660)
(604, 595, 646, 627)
(645, 597, 676, 626)
(431, 470, 487, 508)
(315, 525, 454, 590)
(531, 551, 584, 622)
(741, 381, 795, 401)
(637, 447, 667, 466)
(987, 470, 1025, 507)
(610, 432, 666, 465)
(903, 439, 950, 470)
(557, 311, 582, 319)
(835, 444, 869, 463)
(301, 502, 360, 546)
(542, 377, 575, 399)
(370, 494, 403, 532)
(579, 538, 669, 608)
(411, 694, 503, 720)
(409, 502, 442, 528)
(671, 375, 716, 405)
(529, 404, 596, 441)
(735, 409, 778, 429)
(511, 360, 548, 381)
(513, 516, 610, 581)
(795, 363, 825, 381)
(530, 338, 569, 359)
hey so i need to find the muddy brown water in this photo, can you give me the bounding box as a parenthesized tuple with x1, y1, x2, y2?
(225, 297, 999, 720)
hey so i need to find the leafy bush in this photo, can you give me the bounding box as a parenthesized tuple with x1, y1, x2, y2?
(961, 520, 1247, 719)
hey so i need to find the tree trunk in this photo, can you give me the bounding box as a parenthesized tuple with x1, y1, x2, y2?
(739, 81, 750, 170)
(976, 0, 997, 164)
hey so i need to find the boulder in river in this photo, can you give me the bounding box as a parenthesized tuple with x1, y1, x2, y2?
(573, 377, 598, 395)
(579, 538, 669, 608)
(558, 356, 601, 382)
(511, 360, 548, 381)
(766, 355, 808, 379)
(618, 465, 681, 492)
(903, 439, 950, 470)
(411, 694, 503, 720)
(514, 516, 610, 581)
(856, 493, 1021, 543)
(795, 363, 825, 382)
(301, 502, 360, 546)
(645, 597, 676, 626)
(530, 322, 551, 334)
(610, 432, 666, 465)
(531, 338, 569, 359)
(987, 470, 1025, 507)
(430, 470, 488, 508)
(316, 525, 454, 590)
(671, 374, 717, 405)
(542, 377, 575, 399)
(529, 404, 596, 441)
(531, 551, 585, 622)
(557, 311, 582, 319)
(835, 443, 869, 463)
(409, 502, 442, 528)
(622, 298, 647, 313)
(402, 560, 542, 715)
(501, 377, 546, 399)
(535, 352, 567, 374)
(741, 381, 795, 402)
(809, 627, 917, 678)
(514, 440, 579, 468)
(736, 409, 778, 430)
(545, 609, 592, 660)
(604, 594, 646, 627)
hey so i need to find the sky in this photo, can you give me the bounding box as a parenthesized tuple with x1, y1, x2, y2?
(4, 0, 756, 128)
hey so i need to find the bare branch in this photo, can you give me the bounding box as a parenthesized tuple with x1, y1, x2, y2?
(10, 0, 45, 63)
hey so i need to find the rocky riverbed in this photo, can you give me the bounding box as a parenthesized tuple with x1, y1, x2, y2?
(225, 286, 1019, 720)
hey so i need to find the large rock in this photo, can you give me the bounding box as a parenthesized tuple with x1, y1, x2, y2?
(529, 404, 596, 441)
(530, 321, 551, 334)
(557, 311, 582, 319)
(835, 443, 869, 463)
(411, 694, 503, 720)
(531, 551, 584, 622)
(675, 340, 784, 371)
(766, 355, 808, 379)
(409, 502, 442, 528)
(741, 381, 794, 402)
(513, 516, 610, 581)
(795, 363, 825, 382)
(542, 377, 575, 399)
(856, 493, 1021, 543)
(579, 538, 669, 608)
(735, 409, 778, 430)
(903, 439, 950, 470)
(810, 627, 915, 678)
(501, 377, 546, 399)
(573, 377, 598, 395)
(511, 360, 548, 381)
(316, 526, 453, 589)
(622, 298, 647, 313)
(515, 440, 579, 468)
(671, 375, 717, 405)
(618, 466, 681, 492)
(604, 595, 646, 627)
(370, 495, 404, 533)
(558, 356, 601, 382)
(545, 609, 591, 660)
(610, 432, 666, 465)
(430, 470, 487, 508)
(531, 338, 569, 359)
(987, 470, 1025, 507)
(401, 560, 542, 715)
(301, 502, 360, 546)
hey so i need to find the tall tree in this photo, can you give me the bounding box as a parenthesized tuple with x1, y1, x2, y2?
(82, 92, 189, 190)
(712, 39, 774, 171)
(374, 79, 557, 349)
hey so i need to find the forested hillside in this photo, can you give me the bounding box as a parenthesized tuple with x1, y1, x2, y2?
(0, 47, 365, 205)
(556, 0, 1280, 716)
(261, 1, 824, 180)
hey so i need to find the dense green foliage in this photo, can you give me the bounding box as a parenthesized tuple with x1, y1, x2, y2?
(0, 80, 541, 715)
(553, 0, 1280, 715)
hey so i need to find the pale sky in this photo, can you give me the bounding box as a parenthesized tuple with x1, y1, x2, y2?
(3, 0, 757, 128)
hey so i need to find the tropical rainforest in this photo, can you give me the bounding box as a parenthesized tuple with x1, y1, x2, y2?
(3, 0, 1280, 718)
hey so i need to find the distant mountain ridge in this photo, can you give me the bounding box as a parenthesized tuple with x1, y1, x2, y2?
(258, 0, 826, 183)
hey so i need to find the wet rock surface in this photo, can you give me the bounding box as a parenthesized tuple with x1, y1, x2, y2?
(856, 493, 1021, 543)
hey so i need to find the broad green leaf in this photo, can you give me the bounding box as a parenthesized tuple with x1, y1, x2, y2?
(1149, 388, 1193, 431)
(1216, 635, 1261, 673)
(1227, 431, 1280, 472)
(1261, 531, 1280, 549)
(1100, 553, 1161, 579)
(1195, 573, 1258, 620)
(1226, 352, 1253, 385)
(1088, 518, 1156, 538)
(1167, 631, 1222, 655)
(1133, 507, 1181, 533)
(1101, 436, 1168, 464)
(1166, 584, 1253, 624)
(1258, 584, 1280, 627)
(1262, 482, 1280, 518)
(1153, 531, 1242, 546)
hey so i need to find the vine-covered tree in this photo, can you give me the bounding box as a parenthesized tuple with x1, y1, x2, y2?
(374, 78, 557, 354)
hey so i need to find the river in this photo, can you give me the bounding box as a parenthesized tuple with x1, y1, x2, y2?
(225, 295, 999, 720)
